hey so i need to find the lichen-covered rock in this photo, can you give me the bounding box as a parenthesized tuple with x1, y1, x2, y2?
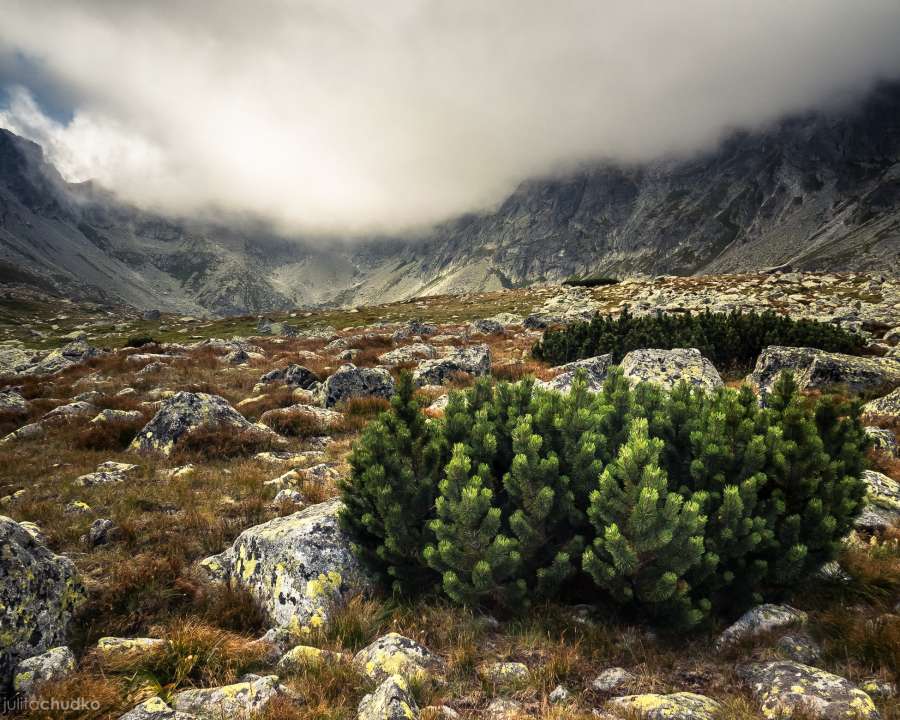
(413, 345, 491, 386)
(0, 422, 44, 444)
(737, 661, 879, 720)
(0, 346, 35, 375)
(172, 674, 289, 718)
(484, 698, 522, 720)
(378, 343, 438, 365)
(91, 409, 144, 424)
(863, 387, 900, 418)
(117, 696, 179, 720)
(258, 364, 319, 389)
(0, 389, 28, 413)
(592, 667, 636, 693)
(259, 404, 344, 432)
(278, 644, 347, 670)
(619, 348, 723, 391)
(0, 516, 83, 692)
(199, 499, 367, 634)
(358, 675, 420, 720)
(748, 346, 900, 395)
(468, 318, 504, 335)
(607, 692, 721, 720)
(13, 646, 76, 695)
(316, 364, 395, 408)
(96, 637, 165, 664)
(28, 340, 99, 376)
(776, 634, 823, 665)
(392, 320, 437, 341)
(76, 461, 140, 487)
(854, 470, 900, 532)
(130, 391, 256, 455)
(865, 427, 898, 457)
(354, 633, 443, 683)
(477, 661, 529, 686)
(85, 518, 116, 547)
(716, 604, 807, 650)
(43, 400, 97, 423)
(538, 355, 612, 393)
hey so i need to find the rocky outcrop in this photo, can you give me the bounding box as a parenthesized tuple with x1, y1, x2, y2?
(413, 345, 491, 386)
(354, 633, 443, 683)
(129, 391, 259, 456)
(854, 470, 900, 532)
(13, 646, 76, 695)
(1, 516, 83, 692)
(619, 348, 723, 391)
(716, 604, 807, 650)
(358, 675, 419, 720)
(538, 355, 612, 393)
(316, 364, 395, 408)
(199, 499, 367, 634)
(607, 692, 721, 720)
(737, 661, 879, 720)
(748, 346, 900, 395)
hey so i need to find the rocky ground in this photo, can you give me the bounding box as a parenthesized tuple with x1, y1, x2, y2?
(0, 271, 898, 720)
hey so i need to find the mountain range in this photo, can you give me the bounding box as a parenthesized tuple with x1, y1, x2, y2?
(1, 83, 899, 316)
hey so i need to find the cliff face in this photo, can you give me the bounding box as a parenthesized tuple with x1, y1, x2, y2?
(1, 84, 899, 315)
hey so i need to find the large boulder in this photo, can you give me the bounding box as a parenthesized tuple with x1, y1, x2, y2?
(737, 661, 879, 720)
(413, 345, 491, 386)
(854, 470, 900, 532)
(199, 499, 367, 635)
(1, 516, 83, 692)
(619, 348, 723, 391)
(316, 364, 395, 408)
(538, 355, 612, 393)
(129, 391, 259, 456)
(748, 346, 900, 395)
(607, 693, 721, 720)
(862, 387, 900, 418)
(258, 364, 319, 389)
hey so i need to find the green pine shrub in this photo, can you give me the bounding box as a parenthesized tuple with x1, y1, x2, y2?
(340, 369, 869, 626)
(531, 308, 866, 372)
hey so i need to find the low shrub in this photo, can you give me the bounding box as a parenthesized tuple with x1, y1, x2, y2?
(532, 308, 866, 372)
(340, 370, 869, 627)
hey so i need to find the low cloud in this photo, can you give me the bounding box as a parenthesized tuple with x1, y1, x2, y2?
(1, 0, 900, 234)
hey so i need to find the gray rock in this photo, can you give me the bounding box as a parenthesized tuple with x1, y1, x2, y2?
(316, 364, 395, 408)
(258, 404, 344, 432)
(256, 318, 298, 337)
(468, 318, 504, 335)
(96, 637, 164, 663)
(0, 389, 28, 413)
(0, 346, 35, 375)
(484, 698, 522, 720)
(592, 667, 635, 693)
(619, 348, 723, 391)
(358, 675, 419, 720)
(117, 696, 180, 720)
(173, 674, 289, 718)
(199, 499, 367, 633)
(776, 634, 823, 665)
(539, 355, 613, 393)
(737, 661, 879, 720)
(272, 489, 304, 505)
(392, 320, 437, 341)
(76, 461, 140, 487)
(0, 421, 43, 444)
(863, 387, 900, 418)
(378, 343, 438, 365)
(42, 400, 97, 423)
(549, 685, 570, 703)
(413, 344, 491, 386)
(1, 516, 83, 692)
(748, 346, 900, 395)
(130, 391, 258, 456)
(27, 340, 99, 376)
(353, 633, 443, 683)
(258, 364, 319, 389)
(91, 409, 144, 424)
(13, 645, 75, 695)
(854, 469, 900, 532)
(716, 604, 807, 650)
(607, 693, 721, 720)
(86, 518, 116, 547)
(865, 427, 898, 457)
(142, 309, 161, 321)
(477, 661, 529, 686)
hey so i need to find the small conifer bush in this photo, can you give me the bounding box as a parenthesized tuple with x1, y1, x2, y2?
(531, 308, 866, 371)
(340, 369, 869, 626)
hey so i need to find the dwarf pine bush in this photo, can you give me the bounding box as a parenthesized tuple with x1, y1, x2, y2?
(340, 369, 869, 626)
(532, 308, 866, 371)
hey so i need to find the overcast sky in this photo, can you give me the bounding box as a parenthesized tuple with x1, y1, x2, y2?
(1, 0, 900, 235)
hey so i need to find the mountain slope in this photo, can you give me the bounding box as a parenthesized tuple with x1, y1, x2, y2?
(1, 83, 899, 314)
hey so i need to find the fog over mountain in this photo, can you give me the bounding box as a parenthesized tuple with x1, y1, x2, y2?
(2, 0, 900, 235)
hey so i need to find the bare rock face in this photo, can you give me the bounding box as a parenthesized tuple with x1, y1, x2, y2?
(737, 661, 880, 720)
(199, 499, 369, 634)
(129, 391, 260, 456)
(413, 344, 491, 386)
(316, 364, 395, 408)
(748, 346, 900, 395)
(1, 516, 83, 693)
(619, 348, 723, 391)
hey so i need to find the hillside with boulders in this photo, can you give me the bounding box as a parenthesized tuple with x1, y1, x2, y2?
(0, 271, 898, 720)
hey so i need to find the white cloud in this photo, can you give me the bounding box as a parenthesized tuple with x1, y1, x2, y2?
(1, 0, 899, 234)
